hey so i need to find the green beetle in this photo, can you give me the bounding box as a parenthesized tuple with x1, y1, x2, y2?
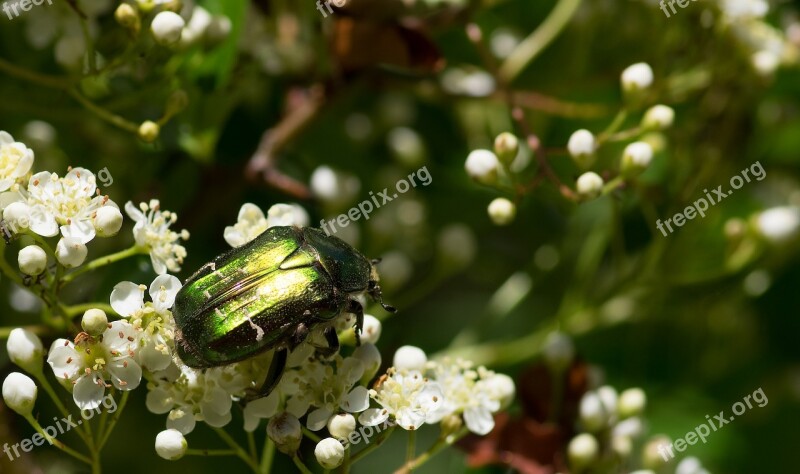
(172, 225, 394, 399)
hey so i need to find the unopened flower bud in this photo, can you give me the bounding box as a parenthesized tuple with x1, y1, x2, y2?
(621, 141, 653, 176)
(487, 198, 516, 226)
(327, 413, 356, 439)
(95, 206, 123, 237)
(579, 392, 608, 432)
(494, 132, 519, 166)
(6, 328, 44, 373)
(18, 245, 46, 276)
(612, 435, 633, 458)
(542, 331, 574, 372)
(206, 15, 232, 43)
(485, 373, 515, 410)
(315, 437, 345, 469)
(82, 309, 108, 336)
(568, 433, 599, 470)
(621, 62, 654, 94)
(465, 149, 500, 185)
(618, 387, 646, 418)
(268, 413, 302, 454)
(155, 429, 187, 460)
(641, 435, 671, 469)
(3, 201, 31, 233)
(360, 314, 382, 344)
(641, 105, 674, 130)
(393, 345, 427, 371)
(3, 372, 37, 415)
(597, 385, 618, 417)
(55, 237, 87, 268)
(115, 3, 140, 30)
(576, 172, 604, 198)
(138, 121, 160, 143)
(567, 129, 595, 168)
(151, 11, 185, 45)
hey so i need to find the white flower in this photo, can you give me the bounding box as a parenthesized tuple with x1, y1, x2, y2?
(283, 356, 370, 431)
(352, 343, 382, 381)
(151, 11, 185, 45)
(755, 206, 800, 242)
(111, 274, 181, 371)
(642, 105, 675, 130)
(18, 245, 47, 275)
(266, 203, 309, 228)
(24, 168, 117, 243)
(6, 328, 44, 373)
(676, 456, 708, 474)
(568, 433, 599, 469)
(576, 172, 604, 198)
(618, 387, 646, 418)
(487, 198, 516, 226)
(567, 129, 595, 164)
(125, 200, 189, 274)
(155, 429, 187, 460)
(180, 6, 212, 46)
(223, 203, 310, 248)
(465, 149, 500, 184)
(47, 323, 141, 410)
(621, 62, 654, 92)
(243, 392, 280, 432)
(2, 372, 37, 415)
(393, 345, 427, 372)
(621, 141, 654, 175)
(425, 359, 503, 435)
(315, 438, 345, 469)
(359, 368, 444, 431)
(55, 237, 87, 268)
(94, 205, 123, 237)
(2, 201, 32, 233)
(360, 314, 382, 344)
(719, 0, 768, 21)
(579, 391, 609, 431)
(0, 132, 34, 192)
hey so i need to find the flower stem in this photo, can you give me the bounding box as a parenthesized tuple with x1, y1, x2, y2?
(405, 430, 416, 464)
(63, 303, 117, 318)
(393, 428, 468, 474)
(247, 431, 257, 460)
(0, 241, 24, 287)
(259, 437, 275, 474)
(61, 246, 143, 284)
(186, 449, 239, 456)
(291, 455, 314, 474)
(96, 391, 128, 450)
(214, 427, 260, 473)
(0, 325, 51, 339)
(34, 371, 92, 447)
(301, 426, 322, 443)
(349, 426, 395, 464)
(23, 414, 92, 465)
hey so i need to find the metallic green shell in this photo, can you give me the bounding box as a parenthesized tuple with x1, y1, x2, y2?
(173, 226, 371, 368)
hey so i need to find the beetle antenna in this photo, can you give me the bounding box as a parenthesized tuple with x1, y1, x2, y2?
(371, 286, 397, 313)
(371, 258, 382, 265)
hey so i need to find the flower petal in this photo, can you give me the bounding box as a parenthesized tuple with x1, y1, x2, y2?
(357, 408, 389, 427)
(341, 386, 370, 413)
(463, 407, 494, 435)
(73, 374, 105, 411)
(149, 274, 182, 312)
(110, 282, 144, 317)
(306, 407, 333, 431)
(167, 408, 196, 434)
(108, 358, 142, 391)
(47, 340, 81, 380)
(60, 220, 96, 244)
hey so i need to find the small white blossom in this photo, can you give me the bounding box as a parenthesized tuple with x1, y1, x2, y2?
(393, 345, 427, 372)
(267, 412, 303, 454)
(618, 387, 646, 418)
(310, 166, 361, 208)
(47, 323, 141, 410)
(55, 237, 87, 268)
(6, 328, 44, 373)
(94, 205, 123, 237)
(359, 368, 443, 431)
(155, 429, 187, 460)
(315, 437, 345, 469)
(81, 309, 109, 336)
(224, 203, 309, 247)
(487, 198, 516, 226)
(327, 413, 356, 439)
(0, 132, 34, 192)
(621, 62, 654, 92)
(2, 372, 37, 415)
(111, 274, 182, 371)
(642, 105, 675, 130)
(352, 343, 382, 381)
(18, 245, 47, 275)
(579, 391, 609, 432)
(266, 203, 309, 228)
(125, 200, 189, 274)
(567, 129, 595, 166)
(465, 149, 500, 184)
(243, 392, 280, 432)
(360, 314, 382, 344)
(576, 172, 604, 198)
(151, 11, 185, 45)
(568, 433, 599, 469)
(754, 206, 800, 242)
(621, 141, 654, 175)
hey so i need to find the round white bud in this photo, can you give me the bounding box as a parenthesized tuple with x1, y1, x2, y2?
(3, 202, 32, 233)
(360, 314, 382, 344)
(268, 413, 302, 454)
(465, 149, 500, 185)
(6, 328, 44, 373)
(484, 373, 516, 410)
(596, 385, 618, 417)
(542, 331, 574, 372)
(393, 345, 427, 371)
(754, 206, 800, 243)
(352, 343, 382, 380)
(612, 434, 633, 458)
(55, 237, 87, 268)
(155, 429, 187, 460)
(115, 3, 139, 29)
(642, 105, 675, 130)
(327, 413, 356, 440)
(621, 62, 654, 93)
(642, 435, 671, 469)
(138, 121, 160, 143)
(18, 245, 47, 276)
(151, 11, 185, 45)
(618, 387, 646, 418)
(567, 129, 595, 167)
(2, 372, 37, 416)
(579, 392, 608, 432)
(494, 132, 519, 165)
(676, 456, 704, 474)
(752, 50, 779, 76)
(94, 206, 123, 237)
(487, 198, 516, 226)
(621, 141, 653, 176)
(81, 309, 109, 336)
(315, 437, 345, 469)
(567, 433, 599, 470)
(576, 172, 604, 198)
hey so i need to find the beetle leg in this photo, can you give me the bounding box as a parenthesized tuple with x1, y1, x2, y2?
(313, 326, 340, 358)
(290, 323, 310, 349)
(247, 347, 288, 401)
(345, 299, 364, 346)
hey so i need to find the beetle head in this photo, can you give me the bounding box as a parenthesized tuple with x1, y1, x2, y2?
(368, 261, 396, 313)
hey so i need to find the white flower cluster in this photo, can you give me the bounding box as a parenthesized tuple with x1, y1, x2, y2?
(125, 200, 189, 274)
(223, 202, 309, 247)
